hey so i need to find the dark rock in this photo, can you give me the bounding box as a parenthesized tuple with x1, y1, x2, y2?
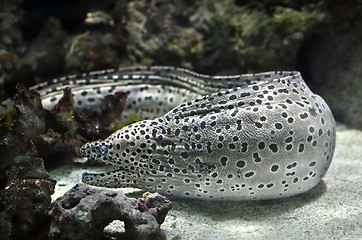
(13, 84, 46, 140)
(49, 183, 172, 240)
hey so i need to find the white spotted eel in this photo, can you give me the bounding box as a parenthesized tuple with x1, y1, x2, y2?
(1, 66, 336, 200)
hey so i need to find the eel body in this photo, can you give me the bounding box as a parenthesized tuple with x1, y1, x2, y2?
(1, 66, 336, 200)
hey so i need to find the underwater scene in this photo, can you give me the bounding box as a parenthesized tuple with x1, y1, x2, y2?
(0, 0, 361, 239)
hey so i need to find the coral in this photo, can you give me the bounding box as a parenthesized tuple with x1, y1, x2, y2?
(20, 17, 67, 79)
(49, 183, 172, 240)
(65, 32, 120, 73)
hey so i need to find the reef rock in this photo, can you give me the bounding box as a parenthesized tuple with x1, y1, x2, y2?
(0, 125, 55, 240)
(49, 183, 172, 240)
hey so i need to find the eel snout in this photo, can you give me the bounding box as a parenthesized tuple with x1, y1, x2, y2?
(80, 140, 112, 163)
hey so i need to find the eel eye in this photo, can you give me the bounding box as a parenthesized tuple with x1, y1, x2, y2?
(99, 145, 108, 155)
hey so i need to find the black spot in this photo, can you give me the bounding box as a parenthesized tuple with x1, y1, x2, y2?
(282, 112, 288, 118)
(227, 174, 233, 178)
(255, 122, 263, 128)
(298, 144, 304, 152)
(236, 160, 245, 168)
(293, 178, 299, 183)
(287, 117, 294, 123)
(220, 157, 228, 166)
(229, 95, 237, 100)
(300, 113, 308, 119)
(275, 123, 282, 129)
(231, 110, 238, 117)
(253, 153, 261, 162)
(258, 142, 265, 149)
(252, 85, 259, 91)
(309, 161, 316, 167)
(258, 184, 264, 188)
(233, 136, 239, 141)
(241, 143, 248, 152)
(238, 101, 245, 106)
(321, 117, 325, 125)
(269, 144, 278, 153)
(260, 116, 266, 121)
(207, 142, 212, 153)
(318, 129, 323, 136)
(240, 92, 251, 97)
(229, 144, 236, 149)
(309, 107, 317, 117)
(271, 165, 279, 172)
(116, 143, 121, 150)
(267, 183, 274, 188)
(175, 129, 180, 136)
(181, 152, 189, 158)
(245, 172, 254, 177)
(296, 102, 305, 107)
(286, 144, 292, 150)
(309, 127, 315, 133)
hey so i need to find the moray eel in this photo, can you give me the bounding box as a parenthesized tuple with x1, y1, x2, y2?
(1, 66, 336, 200)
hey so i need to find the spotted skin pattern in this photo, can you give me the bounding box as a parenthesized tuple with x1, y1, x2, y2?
(1, 66, 336, 200)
